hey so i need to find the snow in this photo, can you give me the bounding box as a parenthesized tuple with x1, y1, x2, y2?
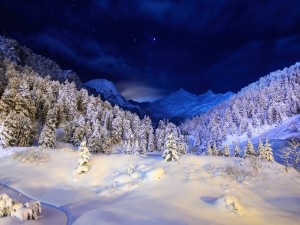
(0, 148, 299, 225)
(224, 114, 300, 162)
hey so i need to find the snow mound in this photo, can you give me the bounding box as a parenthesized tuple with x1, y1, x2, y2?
(114, 174, 134, 184)
(214, 195, 243, 216)
(145, 168, 164, 181)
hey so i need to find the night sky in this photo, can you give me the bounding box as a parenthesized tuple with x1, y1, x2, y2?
(0, 1, 300, 102)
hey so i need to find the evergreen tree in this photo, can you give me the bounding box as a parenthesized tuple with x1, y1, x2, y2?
(206, 143, 213, 156)
(263, 137, 274, 161)
(223, 144, 230, 157)
(162, 133, 179, 162)
(38, 109, 58, 148)
(234, 144, 241, 157)
(178, 135, 187, 154)
(147, 128, 155, 152)
(243, 139, 256, 158)
(212, 142, 218, 156)
(257, 139, 264, 158)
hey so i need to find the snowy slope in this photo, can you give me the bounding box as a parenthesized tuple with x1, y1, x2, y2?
(84, 79, 141, 112)
(0, 148, 299, 225)
(223, 114, 300, 163)
(0, 35, 82, 88)
(144, 89, 234, 124)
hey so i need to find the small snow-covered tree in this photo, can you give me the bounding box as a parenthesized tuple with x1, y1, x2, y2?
(206, 143, 213, 156)
(288, 138, 300, 170)
(162, 133, 179, 162)
(257, 139, 264, 158)
(223, 145, 230, 157)
(76, 140, 90, 174)
(243, 139, 256, 158)
(178, 135, 187, 154)
(147, 129, 155, 152)
(263, 137, 274, 161)
(212, 142, 218, 156)
(278, 146, 292, 172)
(234, 143, 241, 157)
(128, 161, 135, 176)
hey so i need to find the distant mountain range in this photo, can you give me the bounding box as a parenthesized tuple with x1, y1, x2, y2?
(85, 79, 234, 124)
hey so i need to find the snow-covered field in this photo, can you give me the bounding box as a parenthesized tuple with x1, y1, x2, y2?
(0, 147, 300, 225)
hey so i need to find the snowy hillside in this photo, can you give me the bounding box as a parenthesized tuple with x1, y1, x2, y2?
(144, 88, 234, 124)
(0, 35, 82, 88)
(84, 79, 141, 112)
(182, 62, 300, 152)
(0, 147, 299, 225)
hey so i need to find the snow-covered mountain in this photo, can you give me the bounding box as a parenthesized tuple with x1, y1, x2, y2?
(143, 88, 234, 124)
(84, 79, 141, 113)
(0, 35, 82, 88)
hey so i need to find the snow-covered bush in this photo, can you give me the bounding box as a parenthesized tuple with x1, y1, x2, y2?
(128, 161, 135, 176)
(162, 133, 179, 162)
(12, 148, 49, 164)
(11, 207, 34, 221)
(0, 193, 41, 221)
(24, 200, 41, 219)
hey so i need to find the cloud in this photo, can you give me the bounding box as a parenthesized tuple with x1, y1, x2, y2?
(116, 81, 167, 102)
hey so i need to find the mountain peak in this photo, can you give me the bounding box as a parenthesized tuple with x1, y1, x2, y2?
(203, 89, 215, 96)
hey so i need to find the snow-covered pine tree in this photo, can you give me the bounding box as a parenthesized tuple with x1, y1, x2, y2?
(138, 124, 147, 155)
(263, 137, 274, 161)
(71, 115, 86, 146)
(111, 115, 122, 144)
(76, 140, 90, 174)
(212, 142, 218, 156)
(178, 135, 187, 154)
(206, 143, 213, 156)
(234, 144, 241, 157)
(147, 128, 155, 152)
(0, 111, 19, 148)
(243, 139, 256, 158)
(288, 138, 300, 170)
(162, 133, 179, 162)
(257, 139, 264, 158)
(223, 144, 230, 157)
(87, 120, 102, 153)
(100, 127, 111, 153)
(279, 146, 292, 172)
(38, 108, 58, 148)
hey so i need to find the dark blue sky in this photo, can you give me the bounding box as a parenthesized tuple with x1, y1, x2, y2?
(0, 0, 300, 102)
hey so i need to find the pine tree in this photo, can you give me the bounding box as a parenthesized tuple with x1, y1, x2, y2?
(178, 135, 187, 154)
(87, 121, 102, 153)
(147, 128, 155, 152)
(234, 144, 241, 157)
(206, 143, 213, 156)
(76, 140, 90, 174)
(257, 139, 264, 158)
(162, 133, 179, 162)
(243, 139, 256, 158)
(38, 109, 58, 148)
(263, 137, 274, 161)
(223, 144, 230, 157)
(212, 142, 218, 156)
